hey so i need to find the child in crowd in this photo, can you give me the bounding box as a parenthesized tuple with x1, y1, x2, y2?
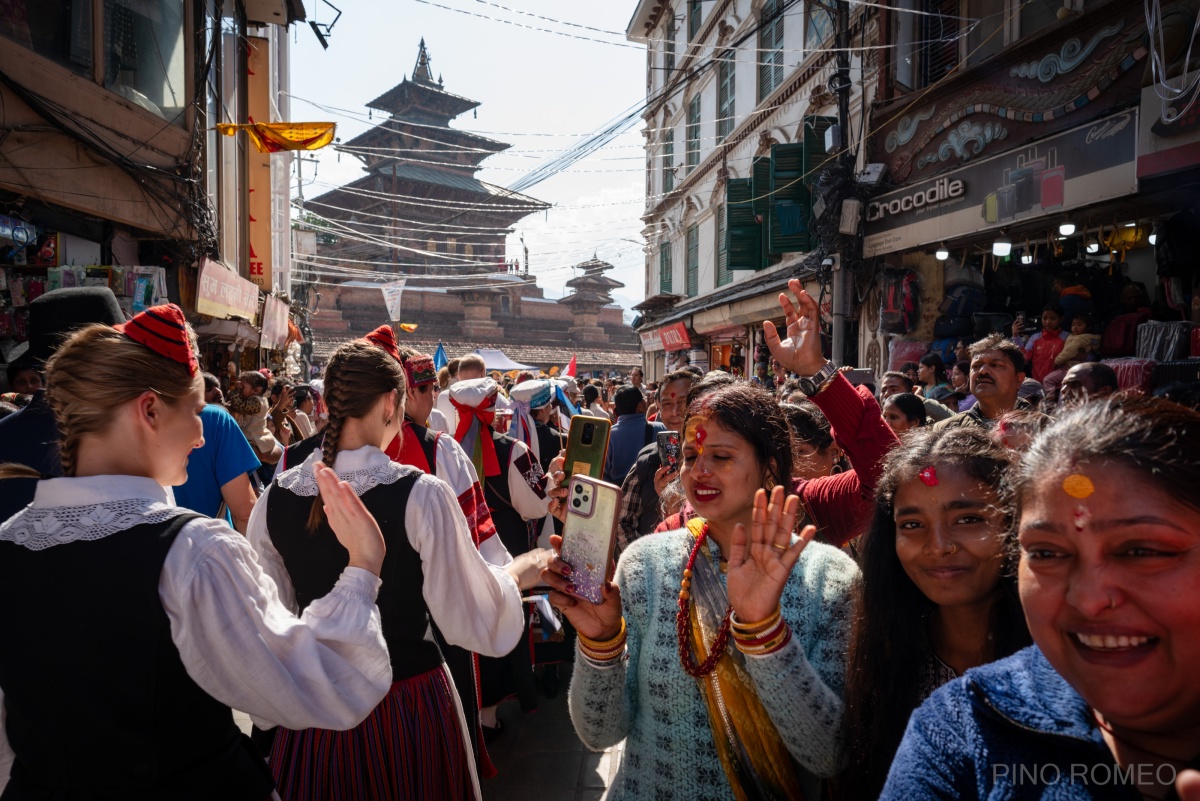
(1053, 313, 1100, 371)
(1013, 304, 1067, 384)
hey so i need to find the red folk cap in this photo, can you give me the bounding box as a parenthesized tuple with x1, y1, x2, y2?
(115, 304, 198, 377)
(362, 324, 402, 364)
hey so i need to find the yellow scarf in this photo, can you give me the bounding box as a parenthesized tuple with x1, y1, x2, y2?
(684, 518, 806, 801)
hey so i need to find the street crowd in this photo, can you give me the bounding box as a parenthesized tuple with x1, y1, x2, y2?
(0, 281, 1198, 801)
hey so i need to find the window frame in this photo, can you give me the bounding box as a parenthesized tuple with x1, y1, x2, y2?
(665, 13, 676, 78)
(663, 128, 675, 193)
(758, 0, 784, 102)
(716, 204, 731, 286)
(717, 50, 735, 142)
(685, 223, 699, 297)
(688, 0, 702, 40)
(685, 95, 701, 172)
(659, 241, 673, 294)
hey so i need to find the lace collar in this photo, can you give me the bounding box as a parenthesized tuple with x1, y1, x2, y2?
(275, 444, 416, 497)
(0, 475, 186, 551)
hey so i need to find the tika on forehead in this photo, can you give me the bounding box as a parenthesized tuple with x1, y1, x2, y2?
(1062, 473, 1095, 499)
(685, 417, 708, 455)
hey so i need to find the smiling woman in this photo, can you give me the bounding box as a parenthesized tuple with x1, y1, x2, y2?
(838, 426, 1027, 801)
(880, 396, 1200, 801)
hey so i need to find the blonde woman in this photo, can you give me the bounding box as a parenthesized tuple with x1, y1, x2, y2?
(0, 304, 392, 798)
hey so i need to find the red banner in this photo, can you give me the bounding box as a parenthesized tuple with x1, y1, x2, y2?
(658, 322, 691, 350)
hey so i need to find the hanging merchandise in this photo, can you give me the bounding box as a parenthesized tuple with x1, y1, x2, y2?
(879, 267, 920, 335)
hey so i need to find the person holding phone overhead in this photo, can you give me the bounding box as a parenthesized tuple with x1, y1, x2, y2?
(541, 281, 859, 800)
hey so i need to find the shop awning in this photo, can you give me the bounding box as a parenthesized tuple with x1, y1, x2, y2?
(473, 348, 536, 371)
(194, 318, 261, 348)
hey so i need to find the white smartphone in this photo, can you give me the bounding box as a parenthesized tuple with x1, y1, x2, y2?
(559, 475, 623, 604)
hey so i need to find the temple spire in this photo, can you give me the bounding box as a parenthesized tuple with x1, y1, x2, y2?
(413, 38, 435, 87)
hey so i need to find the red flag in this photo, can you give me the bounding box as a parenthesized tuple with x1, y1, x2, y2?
(564, 354, 577, 378)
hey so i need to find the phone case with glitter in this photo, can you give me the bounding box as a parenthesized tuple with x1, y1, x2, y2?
(559, 475, 622, 604)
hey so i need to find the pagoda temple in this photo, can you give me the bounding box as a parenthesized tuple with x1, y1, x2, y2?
(307, 40, 549, 274)
(560, 255, 624, 343)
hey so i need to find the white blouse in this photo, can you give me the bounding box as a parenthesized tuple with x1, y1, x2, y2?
(248, 445, 524, 660)
(0, 474, 394, 790)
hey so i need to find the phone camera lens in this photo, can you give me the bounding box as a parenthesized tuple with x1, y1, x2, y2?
(572, 499, 582, 508)
(574, 484, 583, 494)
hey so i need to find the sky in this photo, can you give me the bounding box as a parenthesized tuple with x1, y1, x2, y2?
(287, 0, 650, 312)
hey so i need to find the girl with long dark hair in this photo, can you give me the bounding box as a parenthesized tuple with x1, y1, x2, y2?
(839, 426, 1030, 800)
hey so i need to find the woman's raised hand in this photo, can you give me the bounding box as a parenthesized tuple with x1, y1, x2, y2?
(315, 462, 386, 575)
(763, 278, 828, 377)
(726, 486, 816, 623)
(541, 534, 624, 641)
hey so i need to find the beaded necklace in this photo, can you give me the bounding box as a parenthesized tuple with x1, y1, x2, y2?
(676, 521, 734, 678)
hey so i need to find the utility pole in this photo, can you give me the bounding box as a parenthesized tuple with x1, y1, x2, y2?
(831, 0, 852, 366)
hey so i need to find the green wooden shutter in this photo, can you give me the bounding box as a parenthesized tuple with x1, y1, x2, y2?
(659, 242, 672, 293)
(688, 0, 702, 40)
(716, 204, 732, 286)
(717, 53, 735, 142)
(768, 116, 837, 253)
(769, 143, 809, 253)
(665, 16, 676, 77)
(686, 224, 699, 296)
(663, 130, 675, 193)
(686, 96, 700, 171)
(753, 156, 774, 268)
(725, 178, 760, 270)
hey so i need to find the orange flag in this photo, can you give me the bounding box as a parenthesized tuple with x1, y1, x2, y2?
(216, 122, 336, 154)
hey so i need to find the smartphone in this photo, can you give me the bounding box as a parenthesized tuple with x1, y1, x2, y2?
(842, 368, 875, 387)
(559, 475, 623, 604)
(1015, 311, 1026, 328)
(656, 430, 681, 471)
(563, 415, 611, 479)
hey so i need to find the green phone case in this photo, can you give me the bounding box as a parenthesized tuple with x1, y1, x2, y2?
(563, 415, 611, 479)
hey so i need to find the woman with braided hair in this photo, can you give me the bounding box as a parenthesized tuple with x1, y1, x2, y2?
(0, 304, 393, 799)
(248, 331, 537, 801)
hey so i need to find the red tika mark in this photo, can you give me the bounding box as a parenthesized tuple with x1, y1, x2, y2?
(1073, 506, 1090, 532)
(919, 466, 939, 487)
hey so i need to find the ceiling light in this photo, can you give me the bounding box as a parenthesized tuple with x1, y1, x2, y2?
(1124, 221, 1137, 228)
(1087, 239, 1100, 254)
(935, 244, 950, 261)
(1149, 224, 1159, 246)
(993, 235, 1012, 258)
(1058, 221, 1076, 236)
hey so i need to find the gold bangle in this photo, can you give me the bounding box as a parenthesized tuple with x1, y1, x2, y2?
(577, 617, 626, 652)
(731, 606, 782, 634)
(578, 641, 626, 662)
(735, 625, 792, 655)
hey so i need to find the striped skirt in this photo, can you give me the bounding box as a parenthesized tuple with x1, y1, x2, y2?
(269, 667, 477, 801)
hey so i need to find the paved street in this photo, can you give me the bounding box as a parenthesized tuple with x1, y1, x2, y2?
(483, 665, 622, 801)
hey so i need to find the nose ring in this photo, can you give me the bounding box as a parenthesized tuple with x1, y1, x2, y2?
(948, 542, 959, 555)
(1108, 593, 1116, 610)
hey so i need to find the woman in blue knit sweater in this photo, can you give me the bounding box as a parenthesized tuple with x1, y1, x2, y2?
(881, 396, 1200, 800)
(542, 281, 859, 800)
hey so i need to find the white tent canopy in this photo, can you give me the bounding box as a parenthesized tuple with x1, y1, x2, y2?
(473, 348, 536, 371)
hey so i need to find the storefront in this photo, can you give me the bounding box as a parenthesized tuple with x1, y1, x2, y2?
(194, 257, 263, 392)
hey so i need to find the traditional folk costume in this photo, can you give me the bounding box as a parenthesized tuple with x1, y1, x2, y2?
(0, 305, 392, 800)
(449, 379, 552, 715)
(249, 332, 524, 801)
(381, 346, 510, 778)
(250, 446, 524, 801)
(568, 525, 859, 801)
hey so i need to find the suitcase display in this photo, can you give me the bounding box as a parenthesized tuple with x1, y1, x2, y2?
(1135, 321, 1197, 361)
(1102, 358, 1157, 394)
(1153, 359, 1200, 386)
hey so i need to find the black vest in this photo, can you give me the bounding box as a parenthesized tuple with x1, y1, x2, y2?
(0, 513, 274, 800)
(266, 469, 443, 680)
(484, 432, 530, 556)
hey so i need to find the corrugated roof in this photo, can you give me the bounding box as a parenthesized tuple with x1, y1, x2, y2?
(313, 335, 640, 369)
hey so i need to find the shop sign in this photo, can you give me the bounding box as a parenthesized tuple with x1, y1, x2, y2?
(659, 321, 691, 350)
(640, 328, 664, 352)
(864, 110, 1138, 257)
(0, 214, 36, 247)
(197, 257, 259, 322)
(1138, 71, 1200, 179)
(260, 294, 289, 350)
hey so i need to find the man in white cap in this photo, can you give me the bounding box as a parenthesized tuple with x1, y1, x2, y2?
(449, 377, 553, 728)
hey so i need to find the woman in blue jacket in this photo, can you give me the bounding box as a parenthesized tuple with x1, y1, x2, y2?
(881, 396, 1200, 800)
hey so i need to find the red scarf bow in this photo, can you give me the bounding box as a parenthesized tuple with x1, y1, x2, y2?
(451, 397, 501, 478)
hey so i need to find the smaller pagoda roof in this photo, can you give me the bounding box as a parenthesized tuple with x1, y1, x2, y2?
(366, 40, 480, 121)
(558, 291, 611, 306)
(574, 256, 616, 274)
(566, 274, 624, 291)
